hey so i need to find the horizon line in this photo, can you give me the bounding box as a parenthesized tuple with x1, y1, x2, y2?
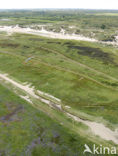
(0, 8, 118, 10)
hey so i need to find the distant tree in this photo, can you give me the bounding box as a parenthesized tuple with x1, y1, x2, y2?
(101, 24, 106, 29)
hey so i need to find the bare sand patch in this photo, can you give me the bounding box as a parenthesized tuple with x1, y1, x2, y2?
(0, 25, 118, 45)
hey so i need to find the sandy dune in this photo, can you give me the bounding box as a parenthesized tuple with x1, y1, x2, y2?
(0, 25, 117, 46)
(0, 25, 98, 42)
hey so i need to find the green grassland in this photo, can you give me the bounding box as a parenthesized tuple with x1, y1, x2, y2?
(0, 83, 96, 156)
(0, 9, 118, 155)
(0, 33, 118, 126)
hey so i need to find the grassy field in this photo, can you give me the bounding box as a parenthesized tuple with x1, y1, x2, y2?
(0, 33, 118, 125)
(0, 83, 97, 156)
(0, 9, 118, 155)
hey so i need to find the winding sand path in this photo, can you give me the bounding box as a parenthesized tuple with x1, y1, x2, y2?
(0, 72, 118, 144)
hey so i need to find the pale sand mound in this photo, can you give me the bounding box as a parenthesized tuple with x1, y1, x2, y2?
(0, 26, 97, 42)
(0, 25, 118, 45)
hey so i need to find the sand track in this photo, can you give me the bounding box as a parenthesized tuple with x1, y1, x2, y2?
(0, 72, 118, 144)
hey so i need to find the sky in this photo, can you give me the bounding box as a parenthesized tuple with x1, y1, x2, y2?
(0, 0, 118, 10)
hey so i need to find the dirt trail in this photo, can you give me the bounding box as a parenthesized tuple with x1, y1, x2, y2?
(66, 113, 118, 144)
(1, 49, 117, 91)
(40, 46, 118, 82)
(1, 46, 118, 83)
(0, 50, 113, 90)
(0, 72, 118, 144)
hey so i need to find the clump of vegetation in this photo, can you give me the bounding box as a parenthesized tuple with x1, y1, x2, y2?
(101, 24, 106, 29)
(101, 35, 115, 42)
(68, 45, 114, 64)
